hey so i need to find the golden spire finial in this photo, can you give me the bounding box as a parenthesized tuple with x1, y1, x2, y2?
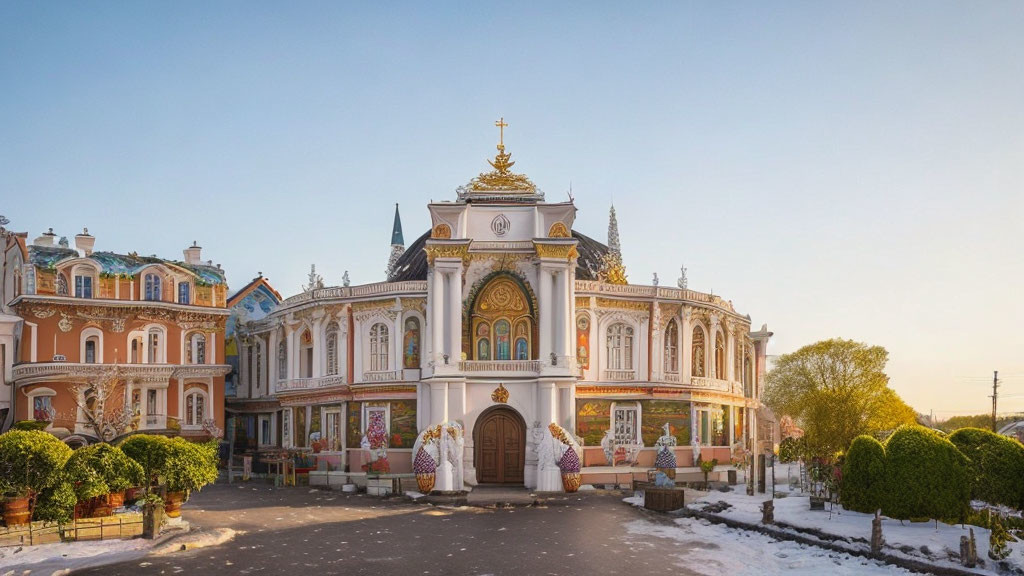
(495, 117, 508, 151)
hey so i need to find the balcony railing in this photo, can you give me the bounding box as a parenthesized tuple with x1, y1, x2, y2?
(362, 370, 399, 383)
(603, 369, 637, 382)
(663, 372, 681, 383)
(143, 414, 167, 429)
(277, 374, 347, 392)
(459, 360, 542, 374)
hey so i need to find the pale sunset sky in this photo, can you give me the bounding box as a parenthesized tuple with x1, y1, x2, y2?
(1, 2, 1022, 417)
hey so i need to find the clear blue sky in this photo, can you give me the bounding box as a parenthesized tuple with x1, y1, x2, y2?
(2, 2, 1022, 417)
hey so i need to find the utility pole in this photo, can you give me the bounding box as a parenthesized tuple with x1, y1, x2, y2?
(991, 371, 999, 432)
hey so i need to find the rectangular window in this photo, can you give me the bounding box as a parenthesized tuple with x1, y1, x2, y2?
(324, 409, 343, 452)
(85, 340, 96, 363)
(178, 283, 190, 304)
(33, 396, 53, 421)
(75, 276, 92, 298)
(613, 404, 639, 446)
(259, 415, 272, 446)
(147, 389, 158, 415)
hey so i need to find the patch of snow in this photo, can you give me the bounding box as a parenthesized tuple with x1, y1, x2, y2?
(623, 492, 644, 507)
(0, 536, 153, 573)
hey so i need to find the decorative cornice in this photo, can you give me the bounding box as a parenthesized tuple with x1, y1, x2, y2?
(424, 243, 470, 264)
(533, 241, 578, 261)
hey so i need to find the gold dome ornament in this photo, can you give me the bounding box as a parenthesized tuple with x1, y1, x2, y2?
(491, 383, 510, 403)
(457, 118, 543, 200)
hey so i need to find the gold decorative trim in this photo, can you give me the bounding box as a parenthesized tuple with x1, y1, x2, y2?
(534, 243, 578, 261)
(575, 297, 590, 309)
(491, 383, 510, 403)
(425, 244, 470, 264)
(351, 299, 392, 312)
(596, 298, 648, 312)
(432, 223, 452, 239)
(548, 222, 570, 238)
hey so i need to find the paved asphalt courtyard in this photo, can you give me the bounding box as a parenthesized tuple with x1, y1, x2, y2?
(70, 483, 908, 576)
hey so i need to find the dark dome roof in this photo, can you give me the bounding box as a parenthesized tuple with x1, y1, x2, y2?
(387, 230, 610, 282)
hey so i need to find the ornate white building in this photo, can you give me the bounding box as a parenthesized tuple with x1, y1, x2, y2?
(227, 123, 772, 489)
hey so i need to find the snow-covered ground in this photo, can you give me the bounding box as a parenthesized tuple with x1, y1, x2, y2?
(0, 536, 154, 574)
(678, 463, 1024, 575)
(621, 509, 915, 575)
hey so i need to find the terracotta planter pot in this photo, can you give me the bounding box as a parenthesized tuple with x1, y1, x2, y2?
(107, 491, 125, 508)
(164, 491, 185, 518)
(561, 472, 581, 493)
(3, 496, 31, 527)
(416, 473, 436, 494)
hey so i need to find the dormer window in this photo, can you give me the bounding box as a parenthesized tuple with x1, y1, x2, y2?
(144, 273, 162, 301)
(74, 275, 93, 298)
(178, 282, 190, 304)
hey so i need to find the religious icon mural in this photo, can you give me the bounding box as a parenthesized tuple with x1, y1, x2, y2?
(495, 319, 511, 360)
(403, 317, 420, 368)
(514, 320, 529, 360)
(576, 314, 590, 370)
(476, 323, 491, 360)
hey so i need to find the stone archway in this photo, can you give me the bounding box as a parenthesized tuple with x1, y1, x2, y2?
(474, 405, 526, 485)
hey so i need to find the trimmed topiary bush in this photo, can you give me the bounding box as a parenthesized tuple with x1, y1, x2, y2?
(882, 425, 971, 521)
(163, 437, 219, 495)
(120, 434, 170, 488)
(948, 427, 1024, 510)
(0, 430, 73, 501)
(33, 476, 77, 523)
(841, 435, 886, 513)
(64, 444, 145, 501)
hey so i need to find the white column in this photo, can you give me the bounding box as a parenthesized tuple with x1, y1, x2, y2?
(537, 381, 557, 424)
(447, 269, 462, 363)
(448, 381, 465, 421)
(311, 319, 324, 378)
(681, 310, 692, 384)
(538, 266, 553, 361)
(430, 381, 449, 424)
(431, 269, 444, 365)
(285, 327, 296, 380)
(208, 332, 217, 365)
(268, 330, 279, 394)
(393, 310, 403, 376)
(709, 316, 720, 379)
(726, 324, 735, 382)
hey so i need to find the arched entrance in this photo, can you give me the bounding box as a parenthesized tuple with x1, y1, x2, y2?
(474, 405, 526, 485)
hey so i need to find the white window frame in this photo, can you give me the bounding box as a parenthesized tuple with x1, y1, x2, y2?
(146, 325, 167, 364)
(606, 323, 634, 371)
(26, 387, 57, 422)
(258, 414, 274, 447)
(369, 323, 389, 372)
(322, 406, 344, 453)
(325, 322, 340, 376)
(187, 332, 207, 365)
(361, 403, 390, 435)
(80, 327, 104, 364)
(664, 319, 679, 374)
(183, 388, 208, 428)
(611, 401, 641, 447)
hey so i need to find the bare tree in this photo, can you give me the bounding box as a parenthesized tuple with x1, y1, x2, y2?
(67, 365, 136, 442)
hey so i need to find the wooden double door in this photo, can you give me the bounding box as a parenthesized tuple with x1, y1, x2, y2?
(475, 407, 525, 484)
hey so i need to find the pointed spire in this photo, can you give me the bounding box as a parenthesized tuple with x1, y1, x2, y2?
(677, 264, 688, 290)
(386, 203, 406, 281)
(607, 204, 621, 255)
(391, 203, 404, 246)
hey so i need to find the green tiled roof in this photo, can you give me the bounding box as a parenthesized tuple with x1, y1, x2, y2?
(27, 246, 227, 285)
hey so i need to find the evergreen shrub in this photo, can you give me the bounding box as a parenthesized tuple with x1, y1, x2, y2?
(882, 425, 971, 521)
(948, 427, 1024, 510)
(841, 435, 886, 513)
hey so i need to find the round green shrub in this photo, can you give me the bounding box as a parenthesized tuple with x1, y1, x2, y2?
(64, 444, 146, 501)
(882, 424, 971, 521)
(163, 437, 219, 494)
(120, 434, 170, 487)
(948, 427, 1024, 509)
(33, 476, 77, 523)
(841, 435, 886, 513)
(779, 437, 805, 463)
(0, 430, 73, 499)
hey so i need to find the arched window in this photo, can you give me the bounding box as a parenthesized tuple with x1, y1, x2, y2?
(178, 282, 190, 304)
(130, 335, 143, 363)
(184, 389, 207, 426)
(715, 331, 725, 378)
(326, 322, 340, 376)
(188, 333, 206, 364)
(299, 329, 313, 378)
(369, 323, 389, 371)
(606, 323, 634, 370)
(147, 327, 163, 363)
(144, 273, 161, 301)
(277, 340, 287, 380)
(476, 323, 491, 360)
(513, 320, 529, 361)
(402, 318, 419, 369)
(664, 319, 679, 374)
(56, 273, 69, 296)
(85, 336, 98, 363)
(494, 320, 511, 360)
(691, 326, 705, 377)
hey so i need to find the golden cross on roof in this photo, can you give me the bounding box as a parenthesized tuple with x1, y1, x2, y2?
(495, 117, 508, 149)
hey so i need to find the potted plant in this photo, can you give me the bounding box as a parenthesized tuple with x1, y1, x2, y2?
(0, 430, 73, 526)
(161, 438, 218, 518)
(65, 444, 145, 516)
(698, 456, 719, 490)
(121, 434, 171, 490)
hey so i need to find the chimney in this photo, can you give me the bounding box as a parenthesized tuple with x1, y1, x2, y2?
(33, 228, 57, 247)
(184, 241, 202, 265)
(75, 227, 95, 256)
